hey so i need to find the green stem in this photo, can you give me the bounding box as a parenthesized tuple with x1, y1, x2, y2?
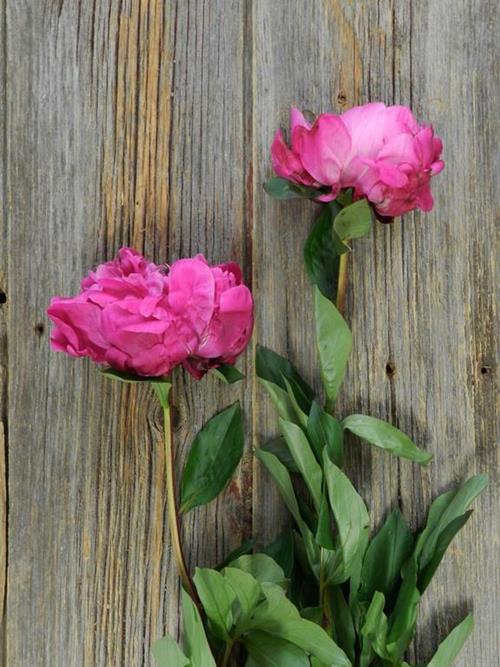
(220, 639, 235, 667)
(162, 398, 199, 605)
(336, 248, 349, 315)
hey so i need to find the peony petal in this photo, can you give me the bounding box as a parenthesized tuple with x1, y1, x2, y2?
(294, 114, 351, 186)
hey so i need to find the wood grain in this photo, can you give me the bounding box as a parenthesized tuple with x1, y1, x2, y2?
(1, 0, 498, 665)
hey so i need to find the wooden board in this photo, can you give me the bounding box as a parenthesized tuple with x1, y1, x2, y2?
(1, 0, 498, 665)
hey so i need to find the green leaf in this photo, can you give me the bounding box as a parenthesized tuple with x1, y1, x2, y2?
(261, 437, 299, 473)
(360, 591, 389, 660)
(315, 491, 335, 549)
(101, 368, 170, 384)
(263, 176, 324, 200)
(181, 588, 217, 667)
(223, 567, 262, 621)
(229, 553, 287, 587)
(329, 586, 356, 663)
(212, 364, 244, 383)
(279, 418, 323, 512)
(152, 636, 190, 667)
(314, 287, 352, 405)
(307, 401, 344, 466)
(304, 202, 342, 301)
(427, 614, 474, 666)
(263, 617, 351, 666)
(152, 381, 173, 408)
(342, 414, 432, 465)
(359, 509, 414, 604)
(193, 568, 235, 640)
(254, 449, 303, 527)
(283, 377, 309, 428)
(386, 557, 421, 661)
(264, 531, 295, 579)
(333, 199, 373, 241)
(323, 451, 370, 584)
(259, 380, 298, 423)
(418, 511, 473, 593)
(216, 539, 255, 571)
(255, 449, 320, 574)
(417, 475, 488, 573)
(256, 345, 314, 414)
(180, 403, 244, 513)
(244, 631, 310, 667)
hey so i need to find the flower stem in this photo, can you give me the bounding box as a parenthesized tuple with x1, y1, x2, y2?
(336, 248, 349, 315)
(162, 398, 199, 605)
(220, 640, 235, 667)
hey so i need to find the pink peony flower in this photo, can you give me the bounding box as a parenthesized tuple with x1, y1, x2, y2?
(270, 103, 444, 216)
(48, 248, 253, 379)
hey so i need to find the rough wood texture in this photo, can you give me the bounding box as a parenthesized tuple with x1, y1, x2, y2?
(1, 1, 498, 665)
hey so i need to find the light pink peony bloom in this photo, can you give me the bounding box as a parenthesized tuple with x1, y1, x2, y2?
(270, 103, 444, 216)
(48, 249, 253, 379)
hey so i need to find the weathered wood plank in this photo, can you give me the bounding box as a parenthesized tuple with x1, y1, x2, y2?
(252, 1, 498, 665)
(4, 1, 250, 665)
(2, 0, 498, 665)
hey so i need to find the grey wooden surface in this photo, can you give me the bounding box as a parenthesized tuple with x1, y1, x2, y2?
(1, 1, 498, 665)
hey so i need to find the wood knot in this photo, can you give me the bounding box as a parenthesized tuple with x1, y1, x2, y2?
(337, 91, 348, 106)
(386, 361, 396, 379)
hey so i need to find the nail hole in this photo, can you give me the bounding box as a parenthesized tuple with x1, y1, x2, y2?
(0, 291, 6, 305)
(480, 366, 490, 375)
(34, 322, 45, 335)
(386, 361, 396, 378)
(337, 92, 347, 106)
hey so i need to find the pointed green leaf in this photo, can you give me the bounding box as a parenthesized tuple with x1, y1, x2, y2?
(427, 614, 474, 666)
(323, 451, 370, 584)
(244, 631, 310, 667)
(255, 448, 320, 574)
(342, 414, 432, 464)
(418, 511, 473, 592)
(180, 402, 244, 513)
(283, 377, 309, 428)
(181, 588, 217, 667)
(307, 401, 344, 466)
(263, 617, 351, 666)
(193, 568, 235, 640)
(223, 567, 261, 621)
(333, 199, 373, 241)
(361, 591, 389, 660)
(417, 475, 488, 572)
(359, 509, 414, 604)
(259, 379, 298, 423)
(212, 364, 244, 383)
(152, 635, 190, 667)
(261, 436, 299, 473)
(304, 202, 342, 301)
(386, 557, 421, 661)
(256, 345, 314, 414)
(315, 491, 335, 549)
(229, 553, 286, 587)
(329, 586, 356, 663)
(314, 287, 352, 404)
(101, 368, 170, 384)
(264, 531, 295, 579)
(264, 176, 321, 200)
(279, 418, 323, 512)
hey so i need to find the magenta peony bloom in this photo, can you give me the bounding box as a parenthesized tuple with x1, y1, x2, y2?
(270, 103, 444, 216)
(48, 248, 253, 379)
